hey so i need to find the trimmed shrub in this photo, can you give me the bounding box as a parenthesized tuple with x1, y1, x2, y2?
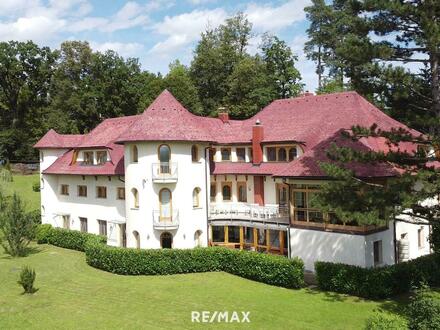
(315, 253, 440, 299)
(85, 241, 305, 288)
(37, 225, 106, 252)
(364, 312, 408, 330)
(407, 287, 440, 330)
(32, 181, 40, 192)
(18, 266, 37, 294)
(38, 224, 304, 289)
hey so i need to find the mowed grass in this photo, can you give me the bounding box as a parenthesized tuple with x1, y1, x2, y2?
(0, 244, 402, 330)
(2, 174, 40, 212)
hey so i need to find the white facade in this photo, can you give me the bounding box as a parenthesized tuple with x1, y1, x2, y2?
(39, 142, 432, 271)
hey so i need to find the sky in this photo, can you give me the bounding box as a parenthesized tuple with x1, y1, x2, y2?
(0, 0, 318, 91)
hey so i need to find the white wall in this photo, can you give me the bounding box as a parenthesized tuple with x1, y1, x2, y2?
(40, 173, 126, 246)
(290, 226, 396, 271)
(124, 142, 209, 249)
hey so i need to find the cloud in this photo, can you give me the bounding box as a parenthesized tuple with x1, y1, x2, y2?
(149, 8, 227, 55)
(0, 16, 66, 43)
(90, 41, 144, 58)
(245, 0, 311, 32)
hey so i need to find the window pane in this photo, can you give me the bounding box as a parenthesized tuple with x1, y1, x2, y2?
(278, 148, 287, 161)
(212, 226, 225, 242)
(222, 184, 231, 201)
(221, 148, 231, 161)
(244, 227, 254, 244)
(294, 192, 306, 208)
(159, 145, 170, 163)
(210, 183, 216, 201)
(96, 151, 107, 165)
(238, 183, 247, 202)
(269, 230, 280, 248)
(228, 226, 240, 243)
(257, 228, 266, 245)
(236, 148, 246, 161)
(267, 147, 276, 161)
(191, 145, 198, 162)
(289, 147, 297, 160)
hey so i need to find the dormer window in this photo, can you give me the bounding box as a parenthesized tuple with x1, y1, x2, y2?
(221, 148, 231, 161)
(289, 147, 298, 160)
(83, 151, 94, 165)
(278, 148, 287, 161)
(267, 147, 276, 161)
(236, 148, 246, 162)
(96, 151, 107, 165)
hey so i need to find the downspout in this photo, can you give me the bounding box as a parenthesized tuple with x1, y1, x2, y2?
(204, 146, 210, 247)
(393, 220, 398, 264)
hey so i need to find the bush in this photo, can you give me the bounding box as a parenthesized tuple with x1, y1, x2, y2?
(407, 287, 440, 330)
(364, 312, 408, 330)
(315, 253, 440, 299)
(37, 225, 106, 252)
(85, 241, 305, 288)
(38, 224, 304, 289)
(32, 181, 40, 192)
(18, 266, 37, 294)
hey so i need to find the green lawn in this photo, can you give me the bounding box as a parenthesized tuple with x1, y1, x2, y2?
(2, 174, 40, 212)
(0, 244, 404, 330)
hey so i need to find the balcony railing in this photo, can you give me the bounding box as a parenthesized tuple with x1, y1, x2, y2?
(152, 162, 178, 183)
(152, 209, 179, 230)
(209, 203, 289, 222)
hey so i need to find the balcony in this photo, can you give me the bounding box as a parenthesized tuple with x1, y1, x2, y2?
(152, 162, 178, 183)
(209, 203, 289, 225)
(152, 209, 179, 230)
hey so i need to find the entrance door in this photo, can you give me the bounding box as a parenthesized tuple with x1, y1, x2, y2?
(277, 183, 289, 216)
(120, 224, 127, 248)
(161, 232, 173, 248)
(159, 188, 172, 221)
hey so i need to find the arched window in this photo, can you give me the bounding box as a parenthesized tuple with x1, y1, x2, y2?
(194, 230, 202, 247)
(131, 188, 139, 208)
(41, 205, 45, 216)
(191, 145, 199, 162)
(40, 151, 44, 162)
(289, 147, 297, 160)
(132, 145, 138, 163)
(222, 183, 232, 201)
(133, 231, 140, 249)
(160, 232, 173, 249)
(41, 178, 44, 190)
(159, 188, 172, 220)
(278, 148, 287, 161)
(193, 187, 201, 208)
(158, 144, 171, 174)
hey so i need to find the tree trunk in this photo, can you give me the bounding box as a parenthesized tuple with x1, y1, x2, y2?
(430, 53, 440, 136)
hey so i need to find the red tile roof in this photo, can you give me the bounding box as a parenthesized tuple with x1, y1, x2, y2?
(34, 129, 84, 149)
(35, 89, 422, 177)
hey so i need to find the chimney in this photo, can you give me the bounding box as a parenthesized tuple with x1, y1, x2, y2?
(300, 91, 314, 97)
(252, 119, 264, 165)
(218, 107, 229, 123)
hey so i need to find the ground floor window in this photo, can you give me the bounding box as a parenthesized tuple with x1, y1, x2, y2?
(212, 226, 225, 243)
(133, 231, 140, 249)
(210, 225, 288, 256)
(79, 217, 87, 232)
(161, 232, 172, 249)
(194, 230, 202, 247)
(373, 240, 382, 266)
(62, 215, 70, 229)
(98, 220, 107, 236)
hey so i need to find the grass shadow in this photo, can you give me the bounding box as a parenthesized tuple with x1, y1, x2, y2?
(0, 245, 42, 259)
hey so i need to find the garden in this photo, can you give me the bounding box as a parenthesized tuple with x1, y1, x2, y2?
(0, 174, 439, 329)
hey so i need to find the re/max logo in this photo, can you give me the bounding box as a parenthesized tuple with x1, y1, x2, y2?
(191, 311, 251, 323)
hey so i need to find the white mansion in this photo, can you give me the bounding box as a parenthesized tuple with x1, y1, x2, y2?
(35, 90, 431, 271)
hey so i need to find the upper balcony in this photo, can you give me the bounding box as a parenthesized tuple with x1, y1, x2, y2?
(152, 209, 179, 230)
(152, 162, 178, 183)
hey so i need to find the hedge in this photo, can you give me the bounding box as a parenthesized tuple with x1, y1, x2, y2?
(315, 253, 440, 299)
(36, 224, 107, 252)
(37, 225, 304, 289)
